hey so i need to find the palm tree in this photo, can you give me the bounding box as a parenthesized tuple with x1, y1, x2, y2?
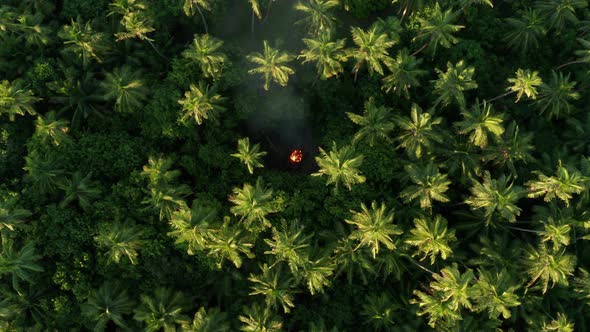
(298, 33, 348, 80)
(333, 236, 376, 285)
(141, 156, 191, 220)
(464, 172, 525, 224)
(0, 10, 51, 48)
(345, 201, 402, 259)
(395, 103, 443, 159)
(238, 303, 283, 332)
(167, 202, 217, 255)
(23, 151, 64, 195)
(371, 16, 403, 43)
(395, 0, 426, 21)
(183, 0, 212, 33)
(312, 142, 366, 193)
(114, 11, 155, 42)
(405, 215, 456, 264)
(457, 0, 493, 10)
(557, 38, 590, 69)
(264, 220, 311, 272)
(361, 293, 398, 331)
(58, 18, 107, 66)
(504, 9, 546, 54)
(206, 221, 255, 268)
(382, 49, 426, 99)
(348, 26, 395, 80)
(432, 60, 478, 110)
(50, 72, 104, 126)
(0, 80, 40, 121)
(525, 244, 576, 293)
(81, 282, 134, 332)
(400, 163, 451, 211)
(95, 220, 145, 265)
(294, 0, 339, 36)
(526, 162, 587, 206)
(248, 264, 296, 313)
(509, 69, 544, 102)
(229, 178, 276, 231)
(178, 82, 227, 125)
(182, 34, 226, 79)
(134, 287, 190, 331)
(346, 97, 395, 147)
(0, 205, 31, 233)
(471, 269, 520, 319)
(181, 306, 230, 332)
(542, 313, 575, 332)
(58, 171, 102, 211)
(141, 156, 182, 190)
(231, 137, 267, 174)
(535, 0, 587, 32)
(540, 216, 571, 250)
(33, 111, 71, 146)
(299, 254, 335, 295)
(247, 41, 295, 91)
(100, 66, 149, 113)
(482, 122, 535, 176)
(412, 3, 464, 56)
(455, 100, 504, 148)
(535, 71, 580, 120)
(0, 240, 43, 293)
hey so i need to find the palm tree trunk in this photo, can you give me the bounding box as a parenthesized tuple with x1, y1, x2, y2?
(556, 59, 585, 70)
(487, 90, 515, 103)
(195, 3, 209, 34)
(261, 0, 274, 24)
(251, 11, 255, 36)
(147, 40, 168, 60)
(410, 43, 428, 57)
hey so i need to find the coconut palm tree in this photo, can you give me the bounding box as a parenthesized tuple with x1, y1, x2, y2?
(33, 111, 71, 146)
(231, 137, 267, 174)
(346, 97, 395, 147)
(455, 100, 504, 149)
(395, 103, 443, 159)
(229, 178, 276, 231)
(490, 69, 543, 103)
(100, 65, 149, 113)
(294, 0, 339, 36)
(0, 240, 43, 293)
(134, 287, 190, 331)
(400, 163, 451, 211)
(0, 205, 31, 233)
(114, 11, 155, 42)
(382, 49, 426, 99)
(526, 162, 587, 206)
(264, 220, 311, 272)
(206, 220, 255, 268)
(182, 34, 226, 79)
(504, 9, 546, 54)
(432, 60, 478, 110)
(238, 303, 283, 332)
(535, 71, 580, 120)
(58, 18, 107, 66)
(167, 202, 217, 255)
(348, 26, 395, 80)
(345, 201, 402, 259)
(361, 293, 398, 331)
(0, 80, 40, 121)
(95, 220, 145, 265)
(178, 82, 227, 125)
(312, 142, 366, 193)
(183, 0, 212, 33)
(535, 0, 587, 32)
(50, 72, 104, 126)
(405, 215, 456, 264)
(181, 306, 230, 332)
(58, 171, 102, 211)
(482, 122, 535, 177)
(248, 264, 296, 313)
(299, 253, 335, 295)
(81, 282, 134, 332)
(524, 244, 576, 293)
(298, 33, 348, 80)
(557, 38, 590, 69)
(464, 172, 525, 224)
(412, 3, 464, 56)
(247, 41, 295, 91)
(23, 150, 64, 195)
(471, 269, 521, 320)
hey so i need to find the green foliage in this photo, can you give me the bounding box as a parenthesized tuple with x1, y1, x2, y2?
(405, 215, 456, 264)
(299, 33, 348, 80)
(526, 162, 588, 206)
(248, 263, 296, 313)
(524, 244, 576, 293)
(167, 201, 217, 255)
(455, 100, 504, 149)
(134, 287, 190, 331)
(58, 171, 102, 211)
(294, 0, 340, 36)
(348, 26, 395, 79)
(95, 219, 144, 265)
(229, 178, 276, 232)
(394, 103, 443, 159)
(535, 71, 580, 119)
(413, 3, 464, 56)
(535, 0, 587, 32)
(178, 82, 227, 126)
(238, 303, 283, 332)
(100, 66, 149, 113)
(181, 306, 230, 332)
(182, 34, 226, 79)
(247, 41, 295, 91)
(231, 137, 267, 174)
(345, 201, 402, 259)
(400, 163, 451, 211)
(81, 282, 134, 332)
(382, 49, 426, 99)
(0, 240, 43, 293)
(504, 9, 546, 53)
(346, 97, 395, 146)
(432, 60, 478, 110)
(507, 69, 543, 102)
(361, 292, 398, 331)
(0, 80, 40, 121)
(312, 142, 366, 192)
(58, 18, 108, 67)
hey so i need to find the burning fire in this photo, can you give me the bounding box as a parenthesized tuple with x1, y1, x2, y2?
(289, 149, 303, 164)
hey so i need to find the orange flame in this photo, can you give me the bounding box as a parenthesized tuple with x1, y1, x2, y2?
(289, 149, 303, 163)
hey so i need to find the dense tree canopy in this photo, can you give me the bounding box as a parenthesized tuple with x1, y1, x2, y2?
(1, 0, 590, 331)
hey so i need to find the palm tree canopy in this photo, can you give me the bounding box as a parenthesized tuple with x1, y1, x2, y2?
(455, 100, 504, 148)
(348, 26, 395, 77)
(0, 80, 40, 121)
(346, 97, 395, 146)
(507, 68, 543, 102)
(247, 40, 295, 90)
(182, 34, 226, 79)
(294, 0, 340, 36)
(231, 137, 267, 174)
(101, 66, 148, 113)
(382, 48, 426, 99)
(312, 142, 366, 192)
(299, 33, 348, 79)
(178, 82, 227, 125)
(432, 60, 478, 109)
(413, 3, 464, 56)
